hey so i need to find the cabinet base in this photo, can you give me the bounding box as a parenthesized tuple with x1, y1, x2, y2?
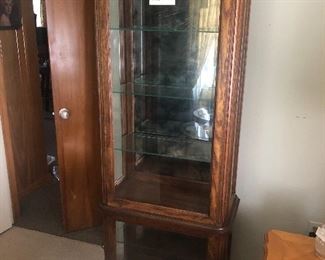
(101, 196, 239, 260)
(103, 217, 232, 260)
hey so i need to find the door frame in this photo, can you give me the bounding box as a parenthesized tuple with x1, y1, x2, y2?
(0, 52, 20, 220)
(0, 118, 14, 232)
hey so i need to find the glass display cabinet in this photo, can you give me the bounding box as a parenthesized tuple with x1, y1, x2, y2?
(95, 0, 251, 259)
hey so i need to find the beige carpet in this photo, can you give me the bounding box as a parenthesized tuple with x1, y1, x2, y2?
(0, 227, 104, 260)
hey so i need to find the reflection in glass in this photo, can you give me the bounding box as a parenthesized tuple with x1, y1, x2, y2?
(110, 0, 220, 32)
(116, 222, 207, 260)
(110, 0, 221, 212)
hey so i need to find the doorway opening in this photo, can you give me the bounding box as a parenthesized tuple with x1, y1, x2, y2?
(12, 0, 103, 245)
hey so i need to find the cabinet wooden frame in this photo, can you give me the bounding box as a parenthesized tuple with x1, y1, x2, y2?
(95, 0, 251, 258)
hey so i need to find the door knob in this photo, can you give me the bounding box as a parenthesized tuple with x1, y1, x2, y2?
(59, 108, 70, 120)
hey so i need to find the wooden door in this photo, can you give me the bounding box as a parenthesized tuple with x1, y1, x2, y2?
(0, 0, 49, 218)
(46, 0, 102, 231)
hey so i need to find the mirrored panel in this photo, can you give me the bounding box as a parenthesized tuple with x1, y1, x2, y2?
(110, 0, 220, 32)
(110, 0, 220, 213)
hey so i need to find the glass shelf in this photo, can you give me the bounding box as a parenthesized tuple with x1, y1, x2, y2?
(115, 132, 212, 163)
(113, 83, 215, 101)
(134, 75, 204, 88)
(109, 0, 222, 208)
(135, 119, 213, 141)
(110, 26, 219, 33)
(133, 155, 211, 183)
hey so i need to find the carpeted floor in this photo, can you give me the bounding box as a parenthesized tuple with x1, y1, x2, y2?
(0, 227, 104, 260)
(13, 116, 103, 245)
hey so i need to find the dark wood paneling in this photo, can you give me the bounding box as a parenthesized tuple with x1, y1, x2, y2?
(46, 0, 102, 231)
(0, 32, 20, 218)
(0, 0, 48, 210)
(17, 0, 50, 197)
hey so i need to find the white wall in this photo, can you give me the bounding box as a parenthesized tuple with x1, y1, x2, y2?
(0, 118, 13, 233)
(232, 1, 325, 259)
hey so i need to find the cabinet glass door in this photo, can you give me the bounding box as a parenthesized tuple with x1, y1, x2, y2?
(110, 0, 220, 214)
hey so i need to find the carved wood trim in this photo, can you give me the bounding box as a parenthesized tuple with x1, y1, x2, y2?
(210, 0, 251, 225)
(0, 38, 20, 219)
(95, 0, 115, 203)
(96, 0, 251, 228)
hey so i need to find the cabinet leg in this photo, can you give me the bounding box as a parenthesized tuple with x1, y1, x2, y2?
(207, 234, 231, 260)
(104, 217, 116, 260)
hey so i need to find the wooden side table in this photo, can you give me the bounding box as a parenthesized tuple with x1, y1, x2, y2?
(265, 230, 320, 260)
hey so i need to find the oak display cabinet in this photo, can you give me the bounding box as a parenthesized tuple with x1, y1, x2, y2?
(95, 0, 251, 259)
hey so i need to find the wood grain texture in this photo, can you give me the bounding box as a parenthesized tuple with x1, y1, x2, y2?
(16, 0, 50, 197)
(104, 217, 116, 260)
(0, 35, 20, 218)
(207, 234, 231, 260)
(95, 0, 115, 204)
(103, 195, 239, 237)
(0, 0, 48, 212)
(108, 199, 214, 226)
(96, 0, 251, 258)
(46, 0, 102, 231)
(102, 206, 232, 239)
(210, 0, 251, 225)
(231, 0, 252, 197)
(97, 0, 250, 223)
